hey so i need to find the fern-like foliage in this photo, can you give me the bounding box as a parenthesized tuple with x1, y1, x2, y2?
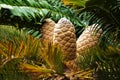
(0, 25, 65, 80)
(39, 42, 64, 74)
(0, 0, 86, 38)
(78, 45, 120, 79)
(0, 25, 27, 42)
(0, 58, 30, 80)
(63, 0, 120, 47)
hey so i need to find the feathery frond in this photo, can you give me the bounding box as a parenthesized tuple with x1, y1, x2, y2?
(78, 44, 120, 79)
(62, 0, 120, 47)
(39, 42, 64, 74)
(0, 0, 84, 33)
(0, 25, 65, 79)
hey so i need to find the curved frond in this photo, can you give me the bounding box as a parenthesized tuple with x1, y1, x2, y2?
(63, 0, 120, 47)
(0, 0, 83, 28)
(0, 25, 65, 79)
(78, 45, 120, 79)
(0, 0, 86, 38)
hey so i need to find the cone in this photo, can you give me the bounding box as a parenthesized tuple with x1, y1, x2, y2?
(76, 24, 102, 55)
(41, 19, 56, 43)
(53, 18, 76, 61)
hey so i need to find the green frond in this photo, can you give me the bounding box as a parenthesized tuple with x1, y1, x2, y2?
(24, 28, 42, 38)
(0, 0, 87, 39)
(0, 0, 83, 27)
(39, 42, 64, 74)
(78, 45, 120, 79)
(0, 26, 41, 79)
(0, 25, 27, 41)
(63, 0, 120, 46)
(0, 26, 27, 66)
(0, 25, 65, 79)
(21, 63, 54, 74)
(0, 58, 29, 80)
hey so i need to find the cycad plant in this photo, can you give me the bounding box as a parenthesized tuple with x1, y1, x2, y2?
(78, 44, 120, 80)
(0, 0, 89, 79)
(62, 0, 120, 79)
(0, 25, 94, 80)
(1, 0, 120, 80)
(62, 0, 120, 47)
(0, 25, 65, 80)
(0, 0, 85, 38)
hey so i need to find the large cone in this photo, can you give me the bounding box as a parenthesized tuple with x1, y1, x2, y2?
(41, 19, 55, 43)
(77, 24, 102, 55)
(53, 18, 76, 61)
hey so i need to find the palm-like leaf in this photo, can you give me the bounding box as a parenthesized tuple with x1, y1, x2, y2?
(0, 25, 27, 41)
(63, 0, 120, 47)
(0, 26, 29, 79)
(0, 25, 65, 79)
(39, 42, 64, 74)
(0, 0, 85, 38)
(78, 45, 120, 79)
(0, 58, 29, 80)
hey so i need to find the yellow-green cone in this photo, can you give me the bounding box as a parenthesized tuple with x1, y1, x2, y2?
(76, 24, 102, 55)
(41, 19, 56, 43)
(53, 18, 76, 61)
